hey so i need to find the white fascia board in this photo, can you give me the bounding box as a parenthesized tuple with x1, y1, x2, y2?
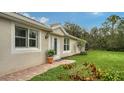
(0, 12, 52, 32)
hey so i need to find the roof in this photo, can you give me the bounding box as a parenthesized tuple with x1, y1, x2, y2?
(51, 23, 82, 41)
(0, 12, 52, 32)
(0, 12, 84, 41)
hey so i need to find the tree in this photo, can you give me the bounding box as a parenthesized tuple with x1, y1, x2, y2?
(89, 15, 124, 51)
(64, 15, 124, 51)
(118, 17, 124, 31)
(89, 27, 99, 49)
(105, 15, 121, 50)
(106, 15, 121, 31)
(64, 22, 85, 38)
(77, 39, 86, 54)
(116, 18, 124, 50)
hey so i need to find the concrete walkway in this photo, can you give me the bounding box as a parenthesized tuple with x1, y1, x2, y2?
(0, 60, 75, 81)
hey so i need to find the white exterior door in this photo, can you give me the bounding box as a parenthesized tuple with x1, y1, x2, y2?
(49, 36, 60, 60)
(53, 37, 60, 60)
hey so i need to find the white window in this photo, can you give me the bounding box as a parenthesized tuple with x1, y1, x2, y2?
(15, 26, 28, 47)
(29, 30, 38, 48)
(15, 26, 38, 48)
(11, 24, 41, 54)
(64, 38, 70, 51)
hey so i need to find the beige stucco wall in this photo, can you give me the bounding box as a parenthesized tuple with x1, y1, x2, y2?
(0, 18, 49, 76)
(0, 17, 84, 76)
(49, 34, 81, 59)
(60, 38, 80, 58)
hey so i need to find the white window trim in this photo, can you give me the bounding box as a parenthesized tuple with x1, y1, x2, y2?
(28, 29, 38, 48)
(48, 35, 52, 50)
(11, 22, 41, 54)
(63, 38, 70, 52)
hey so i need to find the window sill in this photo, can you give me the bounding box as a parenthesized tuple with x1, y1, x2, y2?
(12, 48, 41, 54)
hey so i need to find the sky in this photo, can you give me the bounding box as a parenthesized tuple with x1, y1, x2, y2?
(20, 12, 124, 31)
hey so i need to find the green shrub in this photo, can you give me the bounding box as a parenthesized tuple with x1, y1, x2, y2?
(68, 62, 103, 81)
(80, 51, 87, 55)
(102, 70, 121, 81)
(60, 62, 121, 81)
(62, 63, 76, 70)
(77, 39, 86, 54)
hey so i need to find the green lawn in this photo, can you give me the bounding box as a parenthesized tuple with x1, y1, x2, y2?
(30, 50, 124, 81)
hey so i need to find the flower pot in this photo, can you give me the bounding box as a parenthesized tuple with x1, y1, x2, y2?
(47, 57, 53, 64)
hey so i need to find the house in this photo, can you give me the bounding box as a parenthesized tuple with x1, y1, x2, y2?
(0, 12, 85, 76)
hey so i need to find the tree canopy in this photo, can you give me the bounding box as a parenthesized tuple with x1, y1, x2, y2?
(64, 15, 124, 51)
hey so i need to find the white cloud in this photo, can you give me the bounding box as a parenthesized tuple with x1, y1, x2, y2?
(20, 12, 36, 19)
(91, 12, 103, 16)
(92, 12, 99, 15)
(19, 12, 49, 24)
(21, 13, 30, 17)
(39, 17, 49, 24)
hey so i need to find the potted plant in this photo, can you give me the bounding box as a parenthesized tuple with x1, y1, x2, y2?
(47, 49, 55, 64)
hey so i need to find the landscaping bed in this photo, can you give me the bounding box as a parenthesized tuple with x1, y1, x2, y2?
(30, 50, 124, 81)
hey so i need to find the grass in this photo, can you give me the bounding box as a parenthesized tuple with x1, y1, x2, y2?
(30, 50, 124, 81)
